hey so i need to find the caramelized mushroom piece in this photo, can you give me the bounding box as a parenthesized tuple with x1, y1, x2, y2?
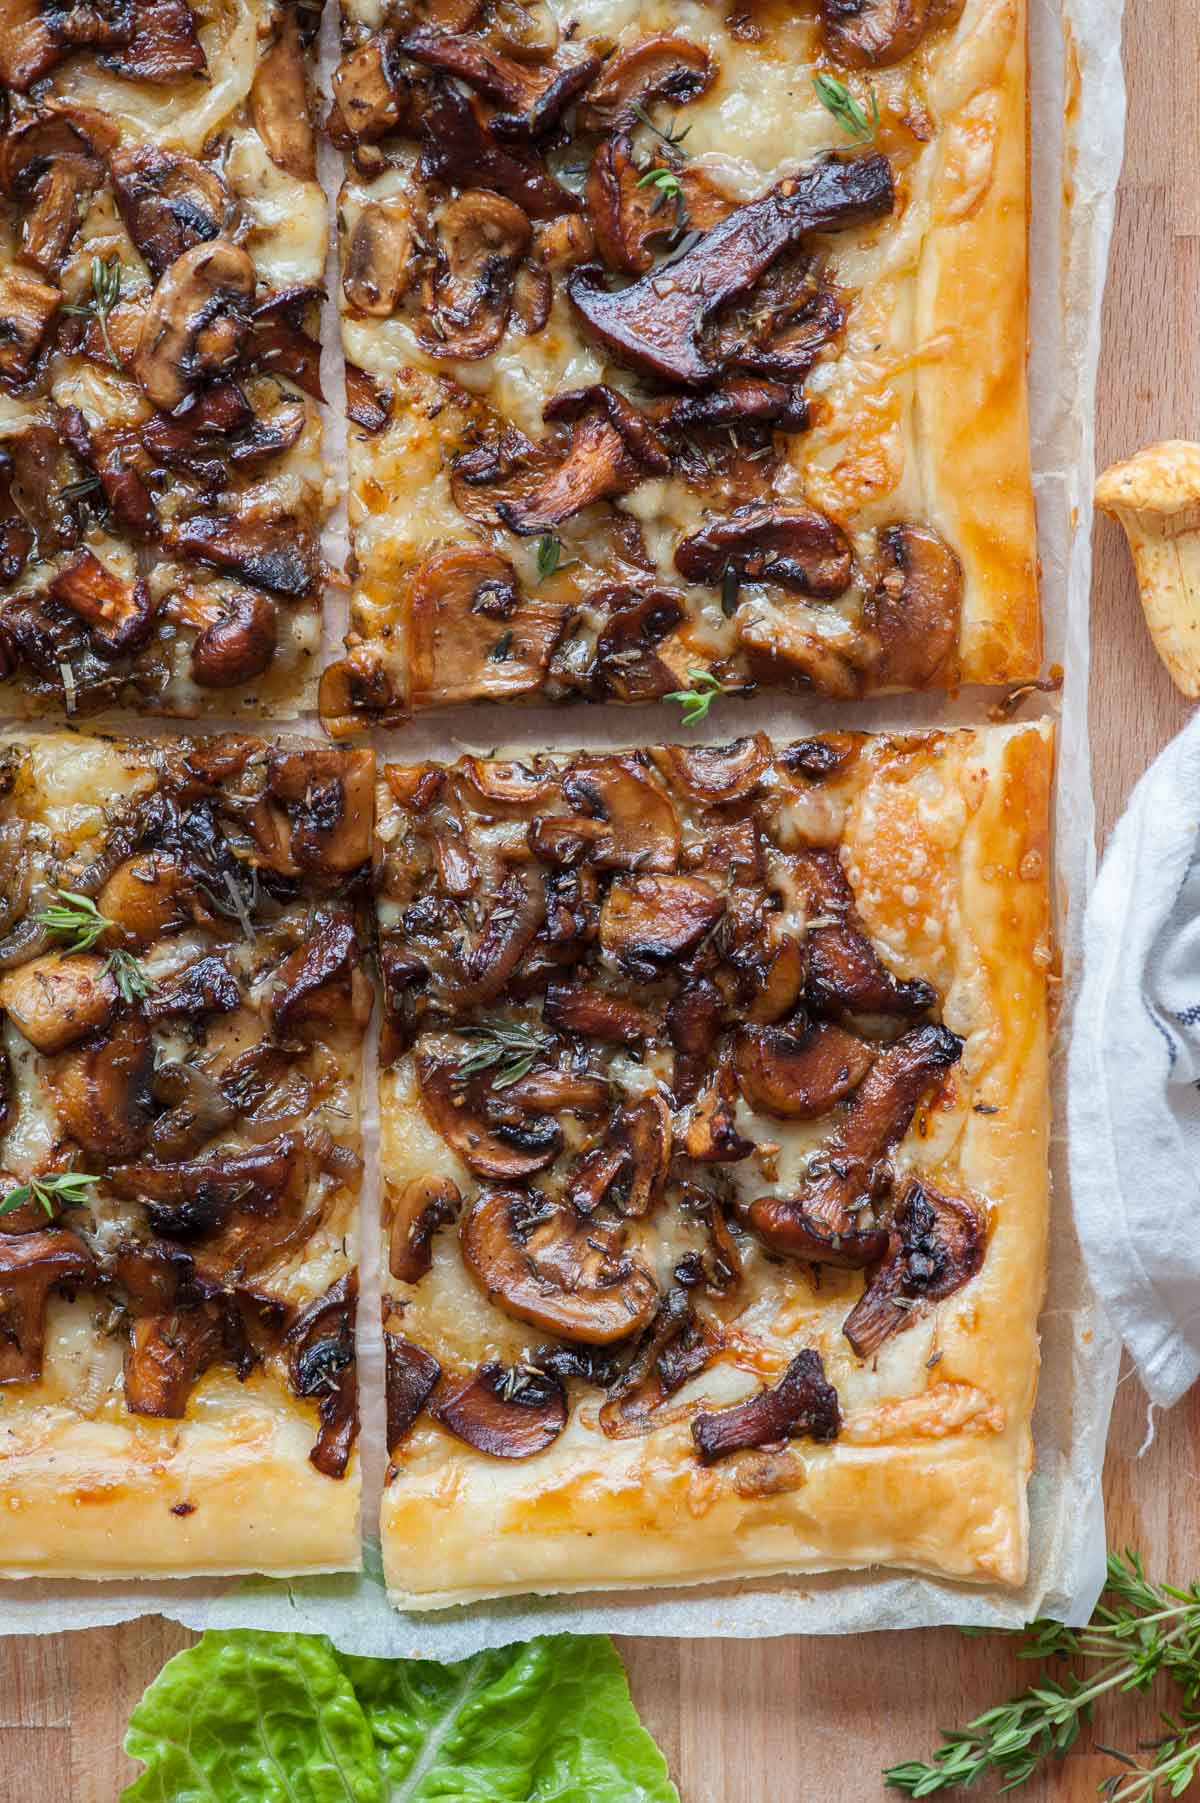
(0, 268, 60, 385)
(820, 0, 939, 68)
(0, 954, 115, 1055)
(328, 32, 418, 146)
(251, 8, 316, 181)
(166, 508, 317, 598)
(733, 1020, 874, 1120)
(863, 522, 963, 688)
(543, 981, 658, 1046)
(268, 913, 369, 1037)
(188, 588, 278, 689)
(462, 1187, 660, 1343)
(0, 0, 63, 91)
(561, 756, 681, 870)
(676, 503, 853, 598)
(124, 1306, 221, 1418)
(739, 1021, 963, 1266)
(590, 587, 686, 702)
(0, 109, 108, 275)
(54, 1012, 154, 1161)
(586, 128, 717, 276)
(143, 955, 240, 1024)
(569, 153, 894, 385)
(111, 1134, 311, 1276)
(54, 406, 158, 538)
(97, 853, 201, 944)
(135, 240, 256, 414)
(577, 36, 714, 130)
(420, 1061, 562, 1179)
(419, 191, 531, 359)
(342, 195, 421, 317)
(420, 81, 579, 221)
(599, 1286, 720, 1437)
(345, 363, 393, 434)
(666, 977, 722, 1104)
(498, 386, 670, 534)
(567, 1095, 672, 1217)
(49, 550, 154, 658)
(682, 1069, 754, 1163)
(843, 1177, 984, 1356)
(103, 0, 207, 84)
(432, 1359, 566, 1458)
(384, 1331, 441, 1452)
(655, 736, 772, 806)
(284, 1273, 359, 1478)
(387, 1174, 461, 1283)
(600, 875, 725, 977)
(110, 146, 232, 280)
(267, 747, 375, 875)
(400, 30, 598, 139)
(500, 1069, 609, 1113)
(691, 1348, 840, 1463)
(797, 847, 936, 1022)
(249, 285, 324, 401)
(0, 1228, 97, 1383)
(406, 546, 567, 708)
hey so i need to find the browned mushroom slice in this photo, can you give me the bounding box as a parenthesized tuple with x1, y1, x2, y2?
(0, 268, 60, 385)
(500, 1069, 609, 1113)
(0, 1228, 97, 1383)
(187, 588, 277, 689)
(143, 955, 240, 1025)
(862, 522, 963, 688)
(576, 36, 714, 131)
(843, 1177, 984, 1357)
(600, 874, 725, 978)
(676, 504, 852, 599)
(0, 109, 109, 275)
(432, 1359, 566, 1458)
(229, 397, 307, 468)
(462, 1187, 660, 1344)
(733, 1020, 874, 1120)
(691, 1348, 840, 1463)
(585, 128, 674, 276)
(342, 196, 421, 318)
(135, 239, 255, 413)
(54, 1011, 154, 1161)
(328, 31, 421, 147)
(599, 1286, 721, 1437)
(568, 153, 894, 385)
(457, 868, 545, 1008)
(654, 736, 773, 806)
(54, 406, 158, 538)
(102, 0, 207, 83)
(0, 0, 63, 90)
(589, 587, 686, 702)
(406, 546, 567, 708)
(819, 0, 934, 68)
(385, 1331, 441, 1452)
(567, 1095, 672, 1217)
(345, 363, 393, 434)
(97, 852, 203, 944)
(420, 81, 580, 220)
(0, 953, 115, 1055)
(123, 1306, 221, 1418)
(400, 30, 599, 139)
(268, 913, 368, 1037)
(543, 981, 658, 1046)
(49, 550, 154, 659)
(498, 386, 670, 534)
(420, 1061, 562, 1179)
(268, 748, 375, 875)
(251, 8, 316, 180)
(0, 452, 33, 584)
(110, 1134, 311, 1275)
(387, 1174, 461, 1283)
(249, 286, 324, 401)
(112, 1237, 196, 1311)
(797, 846, 936, 1021)
(739, 1021, 963, 1266)
(166, 509, 317, 599)
(419, 191, 531, 359)
(682, 1068, 754, 1163)
(284, 1273, 359, 1478)
(658, 379, 811, 435)
(561, 756, 681, 870)
(109, 145, 232, 281)
(666, 977, 721, 1104)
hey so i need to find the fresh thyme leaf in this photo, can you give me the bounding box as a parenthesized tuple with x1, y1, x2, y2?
(102, 947, 155, 1004)
(813, 72, 879, 143)
(636, 166, 684, 199)
(535, 534, 577, 581)
(453, 1019, 549, 1089)
(631, 99, 692, 156)
(665, 668, 736, 727)
(62, 255, 124, 366)
(0, 1171, 100, 1218)
(34, 888, 113, 953)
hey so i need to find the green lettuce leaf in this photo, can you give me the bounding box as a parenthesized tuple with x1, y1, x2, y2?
(121, 1630, 382, 1803)
(339, 1635, 679, 1803)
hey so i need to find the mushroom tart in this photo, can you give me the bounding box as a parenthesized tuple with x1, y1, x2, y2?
(322, 0, 1037, 728)
(0, 732, 372, 1577)
(0, 0, 329, 719)
(374, 723, 1052, 1608)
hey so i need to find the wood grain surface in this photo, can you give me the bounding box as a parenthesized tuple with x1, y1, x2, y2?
(2, 6, 1197, 1797)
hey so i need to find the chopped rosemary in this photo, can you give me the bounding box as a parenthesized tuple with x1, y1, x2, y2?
(62, 255, 124, 367)
(102, 947, 155, 1004)
(0, 1171, 99, 1218)
(453, 1019, 549, 1090)
(813, 72, 880, 143)
(535, 535, 577, 581)
(665, 668, 737, 727)
(631, 99, 692, 156)
(35, 889, 112, 953)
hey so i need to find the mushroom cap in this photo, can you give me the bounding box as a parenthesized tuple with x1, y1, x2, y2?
(1095, 440, 1200, 517)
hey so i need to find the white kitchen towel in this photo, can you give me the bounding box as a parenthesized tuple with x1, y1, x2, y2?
(1070, 707, 1200, 1406)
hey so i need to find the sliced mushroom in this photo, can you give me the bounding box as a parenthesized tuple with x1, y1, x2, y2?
(345, 363, 393, 434)
(0, 1228, 97, 1384)
(102, 0, 207, 84)
(251, 8, 316, 181)
(432, 1359, 566, 1458)
(328, 32, 419, 147)
(820, 0, 932, 68)
(123, 1306, 221, 1418)
(561, 756, 681, 870)
(188, 588, 278, 689)
(797, 847, 936, 1022)
(577, 36, 714, 131)
(842, 1177, 984, 1357)
(401, 30, 598, 139)
(567, 1095, 672, 1217)
(666, 977, 722, 1104)
(691, 1348, 840, 1463)
(135, 240, 256, 414)
(862, 522, 963, 688)
(462, 1187, 659, 1344)
(268, 913, 369, 1038)
(490, 0, 556, 59)
(0, 108, 108, 275)
(111, 1134, 311, 1276)
(682, 1068, 754, 1163)
(0, 0, 63, 91)
(54, 406, 158, 538)
(53, 1011, 153, 1162)
(49, 550, 155, 659)
(676, 503, 853, 599)
(600, 874, 725, 978)
(97, 853, 201, 944)
(586, 129, 701, 276)
(500, 1069, 610, 1114)
(738, 1021, 963, 1266)
(166, 507, 317, 598)
(733, 1020, 874, 1120)
(543, 981, 658, 1046)
(0, 452, 33, 584)
(420, 1061, 562, 1179)
(0, 268, 60, 386)
(569, 153, 894, 385)
(143, 954, 240, 1025)
(387, 1174, 461, 1283)
(599, 1286, 720, 1437)
(419, 191, 531, 359)
(249, 286, 324, 401)
(342, 195, 421, 318)
(654, 736, 772, 806)
(589, 586, 686, 702)
(0, 954, 115, 1055)
(147, 1061, 236, 1161)
(497, 386, 669, 534)
(656, 378, 811, 435)
(384, 1331, 441, 1452)
(267, 747, 375, 875)
(284, 1273, 359, 1478)
(406, 546, 567, 709)
(110, 145, 232, 281)
(420, 80, 579, 221)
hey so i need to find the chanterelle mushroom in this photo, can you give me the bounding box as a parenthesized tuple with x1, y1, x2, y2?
(0, 1228, 96, 1383)
(676, 503, 853, 599)
(1095, 442, 1200, 696)
(135, 240, 257, 414)
(497, 386, 670, 534)
(842, 1177, 984, 1357)
(691, 1348, 840, 1464)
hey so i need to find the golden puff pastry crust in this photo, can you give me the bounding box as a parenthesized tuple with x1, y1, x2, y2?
(375, 721, 1053, 1608)
(0, 732, 372, 1577)
(323, 0, 1037, 728)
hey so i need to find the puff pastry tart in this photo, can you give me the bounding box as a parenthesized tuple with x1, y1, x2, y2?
(0, 1, 329, 718)
(375, 722, 1052, 1607)
(323, 0, 1037, 728)
(0, 733, 372, 1576)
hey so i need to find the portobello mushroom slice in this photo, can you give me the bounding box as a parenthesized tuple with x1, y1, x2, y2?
(0, 1228, 97, 1383)
(733, 1020, 874, 1120)
(738, 1021, 963, 1266)
(675, 504, 853, 599)
(110, 145, 232, 281)
(420, 1060, 562, 1180)
(576, 36, 714, 131)
(432, 1358, 566, 1458)
(862, 522, 964, 688)
(420, 80, 580, 221)
(49, 549, 155, 659)
(497, 386, 670, 534)
(691, 1348, 840, 1463)
(568, 152, 894, 385)
(842, 1177, 985, 1357)
(462, 1187, 660, 1343)
(134, 240, 256, 414)
(384, 1332, 441, 1452)
(406, 546, 567, 708)
(53, 1011, 154, 1161)
(387, 1174, 461, 1283)
(123, 1306, 221, 1418)
(797, 846, 936, 1022)
(400, 29, 599, 139)
(0, 953, 115, 1055)
(284, 1273, 359, 1478)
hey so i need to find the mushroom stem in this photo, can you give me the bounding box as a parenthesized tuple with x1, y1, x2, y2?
(1096, 442, 1200, 696)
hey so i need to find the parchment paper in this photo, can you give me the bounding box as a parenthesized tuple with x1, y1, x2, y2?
(0, 0, 1125, 1650)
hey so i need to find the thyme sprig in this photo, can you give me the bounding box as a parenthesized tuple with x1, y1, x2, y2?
(535, 535, 578, 581)
(630, 99, 692, 156)
(35, 889, 112, 953)
(665, 668, 738, 727)
(885, 1551, 1200, 1799)
(103, 947, 155, 1004)
(813, 72, 880, 143)
(453, 1019, 548, 1090)
(0, 1172, 100, 1218)
(62, 255, 124, 367)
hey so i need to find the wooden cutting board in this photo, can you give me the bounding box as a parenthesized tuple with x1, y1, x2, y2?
(3, 5, 1199, 1795)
